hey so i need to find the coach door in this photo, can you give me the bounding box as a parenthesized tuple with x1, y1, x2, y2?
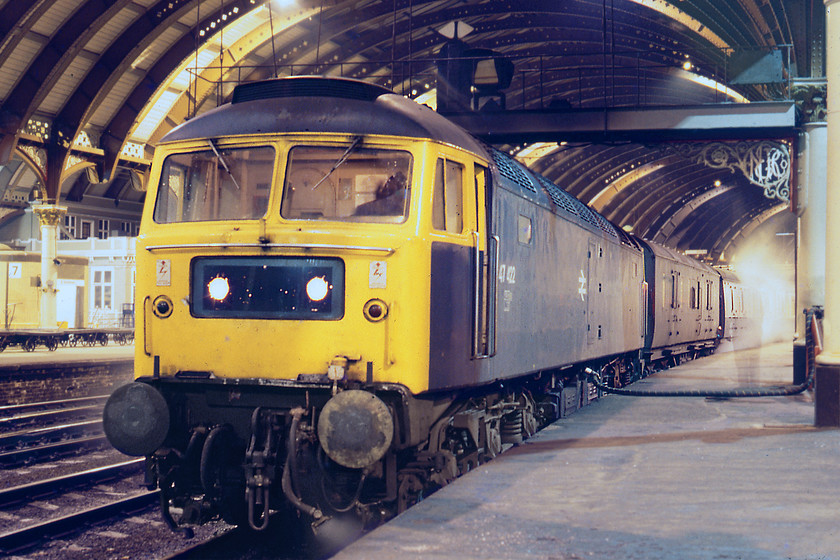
(587, 240, 603, 345)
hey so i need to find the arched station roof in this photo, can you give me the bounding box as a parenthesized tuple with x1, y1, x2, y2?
(0, 0, 815, 263)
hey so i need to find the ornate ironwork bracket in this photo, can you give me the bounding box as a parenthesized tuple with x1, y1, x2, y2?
(670, 140, 790, 202)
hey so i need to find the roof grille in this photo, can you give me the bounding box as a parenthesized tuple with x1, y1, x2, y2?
(536, 175, 617, 237)
(536, 175, 580, 217)
(232, 77, 392, 104)
(491, 150, 537, 193)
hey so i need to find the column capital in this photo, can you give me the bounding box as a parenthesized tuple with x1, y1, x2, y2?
(32, 204, 67, 227)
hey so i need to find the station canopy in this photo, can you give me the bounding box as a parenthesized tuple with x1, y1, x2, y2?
(0, 0, 813, 264)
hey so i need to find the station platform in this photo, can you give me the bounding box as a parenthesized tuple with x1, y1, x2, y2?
(0, 344, 134, 404)
(0, 343, 134, 367)
(335, 343, 840, 560)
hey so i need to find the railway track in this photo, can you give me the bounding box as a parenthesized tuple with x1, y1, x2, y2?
(0, 420, 108, 468)
(0, 396, 241, 559)
(0, 404, 105, 431)
(0, 459, 144, 507)
(0, 396, 111, 469)
(0, 455, 159, 556)
(0, 396, 108, 417)
(0, 396, 107, 432)
(0, 491, 159, 554)
(0, 456, 237, 559)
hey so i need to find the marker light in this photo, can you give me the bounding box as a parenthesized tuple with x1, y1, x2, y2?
(208, 276, 230, 301)
(306, 276, 330, 302)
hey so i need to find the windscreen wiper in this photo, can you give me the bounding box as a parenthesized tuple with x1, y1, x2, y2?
(208, 139, 241, 190)
(311, 136, 362, 190)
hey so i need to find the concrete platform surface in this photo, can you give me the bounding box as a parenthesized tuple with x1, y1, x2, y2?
(334, 343, 840, 560)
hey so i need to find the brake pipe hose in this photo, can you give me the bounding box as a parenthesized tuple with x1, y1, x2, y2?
(586, 308, 822, 399)
(586, 367, 811, 398)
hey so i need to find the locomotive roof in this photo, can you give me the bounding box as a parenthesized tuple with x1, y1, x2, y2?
(160, 76, 489, 159)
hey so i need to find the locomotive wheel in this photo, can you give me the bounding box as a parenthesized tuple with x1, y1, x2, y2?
(483, 424, 502, 459)
(396, 472, 424, 514)
(23, 338, 36, 352)
(46, 337, 58, 351)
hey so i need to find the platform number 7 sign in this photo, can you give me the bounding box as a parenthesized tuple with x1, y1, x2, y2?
(7, 263, 21, 279)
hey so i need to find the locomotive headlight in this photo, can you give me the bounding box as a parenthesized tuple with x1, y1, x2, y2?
(207, 276, 230, 301)
(306, 276, 330, 302)
(192, 256, 344, 320)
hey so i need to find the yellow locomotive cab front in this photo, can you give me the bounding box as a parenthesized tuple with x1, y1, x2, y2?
(135, 135, 434, 394)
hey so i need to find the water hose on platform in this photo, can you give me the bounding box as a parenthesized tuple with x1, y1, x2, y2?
(586, 307, 822, 399)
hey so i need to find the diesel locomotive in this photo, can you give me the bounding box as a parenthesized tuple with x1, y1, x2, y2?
(103, 76, 753, 533)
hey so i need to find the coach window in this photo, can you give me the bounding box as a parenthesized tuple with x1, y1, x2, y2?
(670, 272, 680, 308)
(433, 158, 464, 233)
(690, 281, 701, 309)
(706, 281, 713, 310)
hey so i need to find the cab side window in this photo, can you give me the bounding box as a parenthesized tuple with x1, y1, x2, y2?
(433, 158, 463, 233)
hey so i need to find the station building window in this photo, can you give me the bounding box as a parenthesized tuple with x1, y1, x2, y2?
(62, 215, 77, 240)
(120, 221, 139, 236)
(92, 268, 113, 310)
(80, 219, 93, 239)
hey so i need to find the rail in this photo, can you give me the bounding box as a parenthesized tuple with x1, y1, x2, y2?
(0, 492, 158, 554)
(0, 459, 144, 508)
(0, 420, 108, 468)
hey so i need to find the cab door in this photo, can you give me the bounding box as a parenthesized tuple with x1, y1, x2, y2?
(428, 154, 491, 389)
(473, 163, 496, 359)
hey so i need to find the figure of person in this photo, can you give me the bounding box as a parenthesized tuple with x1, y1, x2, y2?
(354, 171, 408, 216)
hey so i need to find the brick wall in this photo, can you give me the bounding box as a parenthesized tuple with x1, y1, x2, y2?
(0, 360, 134, 405)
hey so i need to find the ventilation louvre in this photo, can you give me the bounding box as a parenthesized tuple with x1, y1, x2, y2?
(232, 77, 392, 104)
(491, 150, 538, 194)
